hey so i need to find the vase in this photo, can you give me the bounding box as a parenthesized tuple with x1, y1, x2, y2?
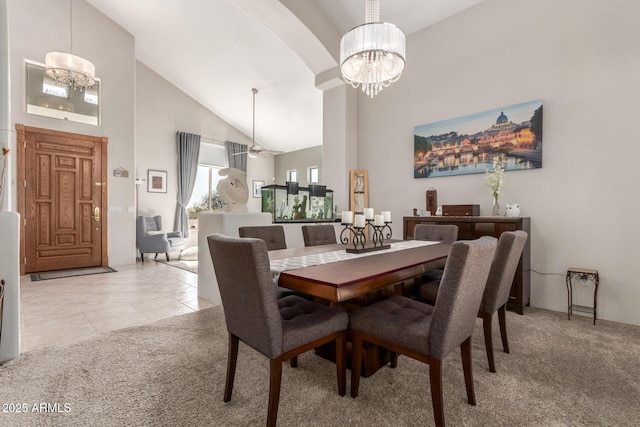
(492, 200, 500, 216)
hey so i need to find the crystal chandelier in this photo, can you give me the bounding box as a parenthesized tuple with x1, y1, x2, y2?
(340, 0, 406, 98)
(45, 0, 96, 91)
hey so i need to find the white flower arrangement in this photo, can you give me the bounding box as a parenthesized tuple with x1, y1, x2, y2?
(485, 159, 505, 207)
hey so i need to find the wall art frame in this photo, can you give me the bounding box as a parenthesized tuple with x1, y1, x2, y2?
(147, 170, 167, 193)
(253, 180, 265, 198)
(349, 170, 368, 214)
(414, 99, 543, 179)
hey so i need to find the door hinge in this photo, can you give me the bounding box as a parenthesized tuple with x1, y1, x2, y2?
(23, 140, 26, 148)
(24, 257, 27, 265)
(24, 218, 26, 226)
(24, 180, 26, 188)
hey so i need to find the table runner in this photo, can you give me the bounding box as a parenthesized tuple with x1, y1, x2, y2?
(271, 240, 439, 282)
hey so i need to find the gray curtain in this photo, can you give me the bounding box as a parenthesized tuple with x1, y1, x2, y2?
(225, 141, 247, 172)
(174, 131, 201, 238)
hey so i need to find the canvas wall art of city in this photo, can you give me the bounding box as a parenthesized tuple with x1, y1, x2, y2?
(414, 100, 543, 178)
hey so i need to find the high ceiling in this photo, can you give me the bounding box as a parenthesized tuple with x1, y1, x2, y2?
(86, 0, 484, 153)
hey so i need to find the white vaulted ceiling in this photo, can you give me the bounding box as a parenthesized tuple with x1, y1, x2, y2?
(86, 0, 484, 153)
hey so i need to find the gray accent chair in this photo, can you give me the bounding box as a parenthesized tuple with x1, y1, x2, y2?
(238, 225, 287, 251)
(417, 231, 528, 372)
(302, 224, 337, 247)
(136, 215, 184, 262)
(350, 237, 497, 427)
(207, 234, 348, 427)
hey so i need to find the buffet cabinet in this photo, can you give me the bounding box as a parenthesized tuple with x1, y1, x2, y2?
(403, 216, 531, 314)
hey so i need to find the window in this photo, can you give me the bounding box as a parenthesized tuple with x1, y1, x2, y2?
(287, 169, 297, 183)
(308, 166, 319, 183)
(186, 165, 226, 229)
(25, 61, 100, 125)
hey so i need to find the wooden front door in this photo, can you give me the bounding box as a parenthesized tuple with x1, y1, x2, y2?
(17, 125, 108, 274)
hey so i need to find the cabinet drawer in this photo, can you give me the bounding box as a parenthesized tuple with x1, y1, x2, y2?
(442, 204, 480, 216)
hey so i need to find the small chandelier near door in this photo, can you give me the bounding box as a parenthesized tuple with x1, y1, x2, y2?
(340, 0, 406, 98)
(45, 0, 96, 91)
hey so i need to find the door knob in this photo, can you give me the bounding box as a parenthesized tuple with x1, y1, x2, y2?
(94, 207, 100, 222)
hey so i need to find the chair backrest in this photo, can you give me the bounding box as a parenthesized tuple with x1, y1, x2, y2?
(480, 230, 528, 314)
(207, 234, 283, 358)
(429, 236, 496, 359)
(302, 225, 337, 247)
(136, 215, 162, 242)
(414, 224, 459, 243)
(238, 226, 287, 251)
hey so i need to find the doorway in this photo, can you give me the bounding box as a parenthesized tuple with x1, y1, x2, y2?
(16, 125, 108, 274)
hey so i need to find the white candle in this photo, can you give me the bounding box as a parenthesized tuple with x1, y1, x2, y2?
(341, 211, 353, 224)
(354, 214, 366, 228)
(363, 208, 374, 220)
(374, 215, 385, 226)
(382, 211, 391, 223)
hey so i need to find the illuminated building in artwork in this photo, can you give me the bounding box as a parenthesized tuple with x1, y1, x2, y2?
(477, 111, 536, 149)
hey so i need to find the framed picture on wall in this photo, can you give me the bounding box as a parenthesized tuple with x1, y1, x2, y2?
(349, 170, 368, 214)
(147, 170, 167, 193)
(253, 180, 265, 198)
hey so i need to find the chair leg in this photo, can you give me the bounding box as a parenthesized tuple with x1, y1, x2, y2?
(429, 359, 445, 427)
(154, 253, 158, 260)
(166, 253, 170, 261)
(336, 331, 346, 396)
(140, 252, 144, 263)
(267, 358, 283, 427)
(482, 312, 496, 373)
(290, 356, 297, 368)
(350, 331, 363, 398)
(461, 336, 476, 406)
(498, 305, 510, 354)
(224, 334, 239, 402)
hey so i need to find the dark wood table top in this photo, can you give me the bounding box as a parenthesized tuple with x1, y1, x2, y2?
(269, 242, 450, 303)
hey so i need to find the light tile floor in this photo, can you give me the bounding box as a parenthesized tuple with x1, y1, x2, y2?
(19, 261, 212, 353)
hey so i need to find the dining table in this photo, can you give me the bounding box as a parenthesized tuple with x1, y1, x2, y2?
(269, 239, 451, 303)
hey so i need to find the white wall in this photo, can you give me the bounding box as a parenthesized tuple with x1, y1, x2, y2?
(274, 145, 322, 186)
(356, 0, 640, 325)
(135, 61, 274, 225)
(9, 0, 136, 266)
(7, 1, 274, 270)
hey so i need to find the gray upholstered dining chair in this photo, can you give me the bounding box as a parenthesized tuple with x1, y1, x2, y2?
(238, 225, 287, 251)
(414, 224, 459, 243)
(350, 237, 497, 427)
(207, 234, 348, 427)
(301, 224, 337, 247)
(136, 215, 184, 262)
(419, 231, 528, 372)
(407, 223, 460, 296)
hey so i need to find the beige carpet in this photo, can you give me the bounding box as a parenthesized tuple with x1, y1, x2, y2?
(1, 306, 639, 426)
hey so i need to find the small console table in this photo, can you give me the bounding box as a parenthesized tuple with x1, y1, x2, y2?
(565, 268, 599, 325)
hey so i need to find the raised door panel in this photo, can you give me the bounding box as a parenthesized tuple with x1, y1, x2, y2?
(23, 129, 104, 273)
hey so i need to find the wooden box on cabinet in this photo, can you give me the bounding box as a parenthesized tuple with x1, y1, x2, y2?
(403, 215, 531, 314)
(442, 204, 480, 216)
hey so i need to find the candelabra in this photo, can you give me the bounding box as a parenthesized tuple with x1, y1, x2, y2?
(340, 219, 392, 254)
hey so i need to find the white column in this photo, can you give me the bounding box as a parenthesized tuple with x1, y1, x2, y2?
(318, 70, 358, 216)
(0, 0, 12, 212)
(0, 211, 20, 362)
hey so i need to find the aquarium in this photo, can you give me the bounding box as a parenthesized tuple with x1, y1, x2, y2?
(261, 184, 334, 223)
